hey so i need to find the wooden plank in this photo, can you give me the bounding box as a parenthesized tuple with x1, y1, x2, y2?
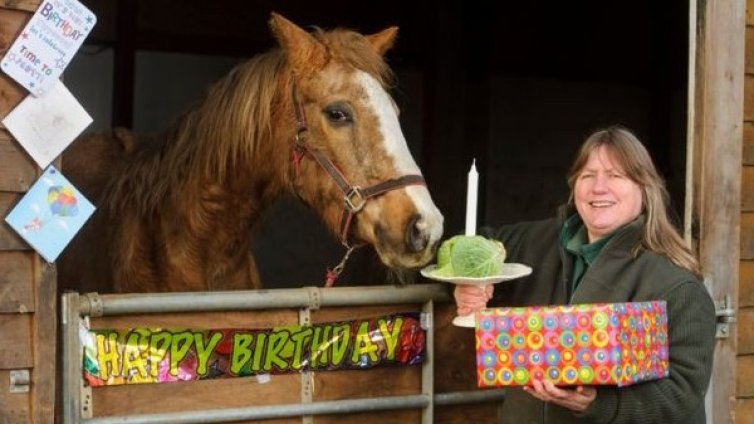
(692, 2, 745, 423)
(31, 255, 55, 423)
(315, 367, 420, 401)
(0, 1, 39, 12)
(0, 131, 37, 192)
(741, 260, 754, 307)
(744, 166, 754, 211)
(735, 398, 754, 424)
(434, 304, 477, 392)
(0, 370, 30, 423)
(737, 355, 754, 397)
(746, 75, 754, 122)
(738, 307, 754, 354)
(315, 368, 420, 424)
(92, 375, 301, 422)
(745, 123, 754, 165)
(0, 251, 33, 313)
(0, 7, 29, 49)
(748, 0, 754, 25)
(0, 192, 30, 250)
(0, 313, 32, 369)
(748, 27, 754, 75)
(744, 212, 754, 260)
(0, 9, 29, 123)
(435, 405, 499, 424)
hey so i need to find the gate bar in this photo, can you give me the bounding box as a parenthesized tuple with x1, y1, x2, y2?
(78, 284, 452, 316)
(83, 394, 430, 424)
(61, 291, 82, 423)
(78, 389, 508, 424)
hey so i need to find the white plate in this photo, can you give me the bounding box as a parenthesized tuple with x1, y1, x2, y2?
(420, 262, 532, 286)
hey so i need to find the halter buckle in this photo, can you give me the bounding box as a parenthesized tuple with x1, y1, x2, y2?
(344, 186, 365, 212)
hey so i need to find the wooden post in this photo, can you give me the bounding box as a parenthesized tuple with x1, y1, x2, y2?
(0, 2, 55, 423)
(689, 1, 745, 423)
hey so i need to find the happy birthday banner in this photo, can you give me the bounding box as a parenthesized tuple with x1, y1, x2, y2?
(82, 313, 426, 386)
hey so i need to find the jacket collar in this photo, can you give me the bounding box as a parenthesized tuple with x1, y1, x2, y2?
(556, 203, 645, 255)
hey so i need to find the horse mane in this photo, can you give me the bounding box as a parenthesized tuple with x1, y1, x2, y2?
(103, 27, 393, 218)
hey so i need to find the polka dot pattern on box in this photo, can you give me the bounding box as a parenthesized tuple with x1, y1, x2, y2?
(475, 301, 669, 387)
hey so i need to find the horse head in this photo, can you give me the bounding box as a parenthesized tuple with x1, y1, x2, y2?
(270, 13, 444, 273)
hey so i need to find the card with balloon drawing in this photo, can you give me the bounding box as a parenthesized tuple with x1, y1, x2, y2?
(5, 165, 95, 262)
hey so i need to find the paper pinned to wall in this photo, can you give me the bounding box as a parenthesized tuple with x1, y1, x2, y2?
(2, 80, 92, 169)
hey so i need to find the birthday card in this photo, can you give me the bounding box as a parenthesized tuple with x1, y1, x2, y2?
(4, 166, 95, 263)
(2, 80, 92, 169)
(1, 0, 96, 96)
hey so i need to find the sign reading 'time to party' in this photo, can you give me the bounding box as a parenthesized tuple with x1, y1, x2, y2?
(1, 0, 96, 96)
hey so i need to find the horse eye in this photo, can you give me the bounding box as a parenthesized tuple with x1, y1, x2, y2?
(324, 104, 353, 126)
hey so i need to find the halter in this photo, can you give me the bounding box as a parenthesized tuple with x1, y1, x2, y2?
(289, 83, 426, 287)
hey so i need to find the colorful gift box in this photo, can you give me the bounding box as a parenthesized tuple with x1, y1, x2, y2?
(475, 301, 668, 387)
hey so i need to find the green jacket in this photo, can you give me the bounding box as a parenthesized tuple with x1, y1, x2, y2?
(484, 209, 716, 424)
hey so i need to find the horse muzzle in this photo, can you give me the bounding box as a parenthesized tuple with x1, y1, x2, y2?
(370, 194, 444, 270)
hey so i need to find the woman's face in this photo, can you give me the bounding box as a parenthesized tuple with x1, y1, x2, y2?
(574, 145, 643, 242)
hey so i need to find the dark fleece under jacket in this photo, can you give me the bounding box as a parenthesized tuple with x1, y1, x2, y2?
(483, 210, 716, 424)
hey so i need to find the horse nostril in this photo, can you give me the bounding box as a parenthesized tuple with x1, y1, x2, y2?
(405, 214, 428, 253)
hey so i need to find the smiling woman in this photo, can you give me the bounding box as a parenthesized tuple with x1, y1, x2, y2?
(453, 126, 715, 424)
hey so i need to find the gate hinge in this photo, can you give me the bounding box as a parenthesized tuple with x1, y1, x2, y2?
(715, 295, 736, 338)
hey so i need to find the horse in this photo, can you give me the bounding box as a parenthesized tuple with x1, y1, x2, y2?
(57, 13, 444, 294)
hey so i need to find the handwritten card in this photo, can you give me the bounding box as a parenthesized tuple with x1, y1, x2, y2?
(1, 0, 96, 96)
(5, 166, 95, 263)
(3, 80, 92, 169)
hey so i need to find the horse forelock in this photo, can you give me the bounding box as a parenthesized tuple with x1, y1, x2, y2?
(313, 27, 395, 88)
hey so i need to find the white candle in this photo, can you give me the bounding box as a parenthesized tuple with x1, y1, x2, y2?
(465, 159, 478, 236)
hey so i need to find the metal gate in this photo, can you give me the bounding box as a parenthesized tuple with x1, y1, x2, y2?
(60, 284, 506, 423)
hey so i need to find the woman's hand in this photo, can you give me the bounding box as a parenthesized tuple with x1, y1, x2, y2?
(453, 284, 493, 316)
(523, 379, 597, 413)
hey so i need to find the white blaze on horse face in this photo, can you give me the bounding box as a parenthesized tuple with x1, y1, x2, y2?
(355, 71, 444, 245)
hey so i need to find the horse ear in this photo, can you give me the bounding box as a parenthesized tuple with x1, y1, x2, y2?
(269, 12, 327, 74)
(367, 26, 398, 56)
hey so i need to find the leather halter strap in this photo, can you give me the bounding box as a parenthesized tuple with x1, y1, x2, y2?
(290, 84, 426, 285)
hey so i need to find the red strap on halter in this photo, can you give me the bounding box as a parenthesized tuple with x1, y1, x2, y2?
(289, 83, 426, 286)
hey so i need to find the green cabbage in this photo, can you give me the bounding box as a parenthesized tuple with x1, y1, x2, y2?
(434, 235, 506, 278)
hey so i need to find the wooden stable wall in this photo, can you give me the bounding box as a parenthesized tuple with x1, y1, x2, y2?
(741, 0, 754, 419)
(0, 1, 56, 423)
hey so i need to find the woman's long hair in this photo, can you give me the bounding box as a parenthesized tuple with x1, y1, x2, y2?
(566, 126, 701, 277)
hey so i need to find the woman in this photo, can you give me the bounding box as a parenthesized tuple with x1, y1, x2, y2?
(455, 126, 715, 423)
